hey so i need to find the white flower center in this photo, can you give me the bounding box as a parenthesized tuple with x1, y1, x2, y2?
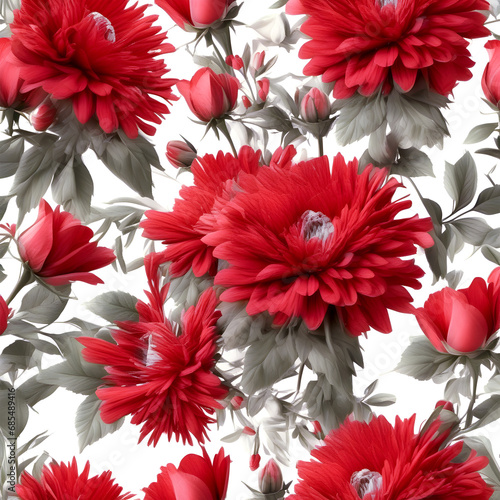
(379, 0, 397, 6)
(300, 210, 334, 241)
(145, 336, 161, 367)
(88, 12, 116, 42)
(350, 469, 383, 498)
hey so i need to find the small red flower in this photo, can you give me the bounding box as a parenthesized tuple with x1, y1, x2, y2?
(257, 78, 270, 101)
(226, 55, 244, 71)
(177, 68, 239, 122)
(166, 140, 197, 169)
(16, 200, 115, 286)
(156, 0, 236, 29)
(290, 415, 493, 499)
(436, 400, 455, 412)
(16, 457, 134, 500)
(482, 40, 500, 107)
(242, 95, 251, 108)
(79, 284, 227, 446)
(30, 101, 57, 131)
(143, 448, 230, 500)
(415, 268, 500, 354)
(289, 0, 489, 98)
(250, 454, 261, 471)
(10, 0, 178, 138)
(0, 296, 11, 335)
(300, 88, 330, 122)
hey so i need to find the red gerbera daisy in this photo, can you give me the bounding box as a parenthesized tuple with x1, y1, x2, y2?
(16, 458, 134, 500)
(289, 0, 490, 99)
(10, 0, 178, 138)
(79, 283, 227, 446)
(140, 146, 294, 278)
(143, 447, 230, 500)
(289, 415, 493, 499)
(204, 154, 433, 334)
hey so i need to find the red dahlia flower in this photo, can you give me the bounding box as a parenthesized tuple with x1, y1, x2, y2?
(177, 68, 239, 122)
(482, 40, 500, 107)
(288, 0, 489, 99)
(10, 0, 177, 138)
(16, 200, 115, 286)
(141, 146, 294, 278)
(290, 415, 493, 499)
(415, 268, 500, 354)
(79, 286, 227, 446)
(156, 0, 236, 30)
(143, 448, 230, 500)
(204, 154, 433, 333)
(16, 457, 134, 500)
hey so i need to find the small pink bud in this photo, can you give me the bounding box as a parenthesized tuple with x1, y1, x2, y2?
(257, 78, 270, 101)
(166, 140, 197, 169)
(258, 459, 283, 494)
(242, 96, 251, 108)
(436, 400, 454, 412)
(252, 51, 265, 72)
(231, 395, 244, 409)
(31, 102, 57, 131)
(242, 426, 256, 436)
(300, 88, 330, 122)
(249, 453, 261, 471)
(225, 55, 244, 71)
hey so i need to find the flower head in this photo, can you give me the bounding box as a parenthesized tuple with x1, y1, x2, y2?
(16, 200, 115, 286)
(300, 88, 330, 122)
(205, 154, 433, 334)
(16, 458, 134, 500)
(259, 459, 283, 494)
(290, 415, 493, 499)
(166, 140, 197, 169)
(482, 40, 500, 107)
(79, 284, 227, 446)
(415, 268, 500, 354)
(289, 0, 489, 98)
(143, 448, 230, 500)
(0, 296, 11, 335)
(10, 0, 178, 138)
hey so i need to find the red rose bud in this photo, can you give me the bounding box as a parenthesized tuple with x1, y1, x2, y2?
(436, 400, 454, 412)
(242, 96, 251, 108)
(166, 140, 197, 169)
(300, 88, 330, 122)
(156, 0, 236, 29)
(226, 55, 244, 71)
(242, 426, 256, 436)
(177, 67, 239, 122)
(257, 78, 270, 101)
(31, 101, 57, 131)
(483, 40, 500, 107)
(250, 51, 265, 76)
(0, 296, 11, 335)
(231, 395, 244, 409)
(249, 454, 261, 471)
(17, 200, 115, 286)
(258, 459, 283, 494)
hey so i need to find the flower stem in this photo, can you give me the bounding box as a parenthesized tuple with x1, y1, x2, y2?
(6, 267, 33, 306)
(318, 136, 324, 157)
(465, 368, 479, 428)
(217, 120, 238, 157)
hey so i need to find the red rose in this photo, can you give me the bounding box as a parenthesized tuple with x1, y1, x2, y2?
(415, 268, 500, 354)
(143, 448, 230, 500)
(16, 200, 115, 286)
(156, 0, 236, 29)
(177, 68, 239, 122)
(482, 40, 500, 107)
(30, 101, 57, 131)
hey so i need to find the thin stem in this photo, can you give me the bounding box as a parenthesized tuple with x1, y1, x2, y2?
(442, 208, 473, 224)
(243, 73, 257, 102)
(465, 370, 479, 428)
(318, 136, 324, 157)
(6, 267, 32, 306)
(212, 41, 234, 77)
(217, 120, 238, 157)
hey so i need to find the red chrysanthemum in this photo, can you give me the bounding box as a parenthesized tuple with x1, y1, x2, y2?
(204, 154, 433, 334)
(289, 0, 490, 99)
(140, 146, 294, 278)
(16, 458, 134, 500)
(79, 284, 227, 446)
(10, 0, 178, 138)
(289, 415, 493, 499)
(143, 448, 230, 500)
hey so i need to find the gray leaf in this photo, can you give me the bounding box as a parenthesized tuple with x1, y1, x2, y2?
(391, 147, 434, 178)
(444, 152, 477, 214)
(464, 123, 498, 144)
(0, 136, 24, 178)
(0, 381, 29, 438)
(450, 217, 491, 246)
(18, 285, 69, 324)
(17, 375, 58, 407)
(482, 245, 500, 265)
(474, 185, 500, 215)
(87, 291, 139, 324)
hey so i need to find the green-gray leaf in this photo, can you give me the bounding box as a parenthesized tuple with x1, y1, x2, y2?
(474, 185, 500, 215)
(464, 123, 498, 144)
(444, 152, 477, 214)
(87, 291, 139, 324)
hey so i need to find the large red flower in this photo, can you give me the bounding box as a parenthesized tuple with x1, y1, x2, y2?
(204, 154, 433, 334)
(10, 0, 177, 138)
(143, 448, 230, 500)
(16, 199, 115, 286)
(79, 285, 227, 446)
(289, 415, 493, 499)
(288, 0, 489, 99)
(16, 458, 134, 500)
(415, 267, 500, 354)
(140, 146, 294, 278)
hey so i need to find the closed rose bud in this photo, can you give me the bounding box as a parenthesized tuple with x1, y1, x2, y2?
(225, 55, 244, 71)
(257, 78, 270, 101)
(166, 140, 197, 169)
(242, 96, 251, 108)
(0, 296, 11, 335)
(242, 426, 256, 436)
(482, 40, 500, 107)
(436, 400, 454, 412)
(258, 459, 283, 494)
(300, 88, 330, 122)
(177, 67, 239, 122)
(249, 454, 261, 471)
(231, 395, 244, 409)
(250, 51, 265, 77)
(156, 0, 235, 30)
(31, 102, 57, 131)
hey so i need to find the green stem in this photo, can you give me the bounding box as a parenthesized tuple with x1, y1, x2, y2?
(6, 267, 32, 306)
(318, 136, 324, 157)
(217, 120, 238, 157)
(465, 370, 479, 428)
